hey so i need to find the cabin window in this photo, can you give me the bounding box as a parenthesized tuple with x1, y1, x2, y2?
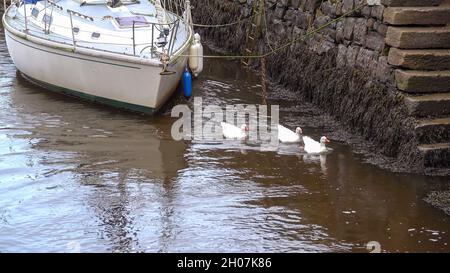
(31, 8, 39, 18)
(91, 32, 100, 39)
(115, 16, 149, 28)
(42, 14, 52, 25)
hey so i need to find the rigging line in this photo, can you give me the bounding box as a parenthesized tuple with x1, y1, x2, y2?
(178, 3, 367, 59)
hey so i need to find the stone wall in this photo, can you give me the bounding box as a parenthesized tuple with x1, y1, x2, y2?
(193, 0, 394, 83)
(192, 0, 450, 173)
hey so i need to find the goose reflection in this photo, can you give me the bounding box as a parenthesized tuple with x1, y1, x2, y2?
(302, 153, 328, 175)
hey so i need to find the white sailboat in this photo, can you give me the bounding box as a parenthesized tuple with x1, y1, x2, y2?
(2, 0, 200, 114)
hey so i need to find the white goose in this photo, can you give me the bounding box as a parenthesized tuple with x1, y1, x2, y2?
(302, 136, 330, 154)
(278, 125, 303, 143)
(220, 122, 248, 140)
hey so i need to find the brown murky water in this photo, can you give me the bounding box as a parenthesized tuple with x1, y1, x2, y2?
(1, 24, 450, 253)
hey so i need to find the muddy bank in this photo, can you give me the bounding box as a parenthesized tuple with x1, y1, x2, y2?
(191, 0, 448, 175)
(425, 191, 450, 216)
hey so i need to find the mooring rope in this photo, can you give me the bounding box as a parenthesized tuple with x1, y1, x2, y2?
(193, 18, 246, 28)
(262, 3, 274, 52)
(192, 2, 277, 28)
(192, 10, 260, 28)
(261, 56, 267, 104)
(182, 3, 367, 59)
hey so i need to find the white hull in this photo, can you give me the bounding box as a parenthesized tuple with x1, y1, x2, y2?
(5, 29, 188, 113)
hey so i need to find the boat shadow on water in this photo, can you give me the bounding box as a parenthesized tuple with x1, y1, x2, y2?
(9, 71, 189, 182)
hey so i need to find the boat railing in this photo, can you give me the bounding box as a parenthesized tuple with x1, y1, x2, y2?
(161, 0, 188, 19)
(127, 18, 181, 58)
(7, 0, 189, 60)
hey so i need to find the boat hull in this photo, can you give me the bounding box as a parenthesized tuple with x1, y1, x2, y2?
(4, 29, 188, 114)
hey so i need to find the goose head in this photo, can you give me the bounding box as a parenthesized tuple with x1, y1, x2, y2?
(295, 127, 303, 135)
(240, 124, 249, 134)
(320, 136, 330, 146)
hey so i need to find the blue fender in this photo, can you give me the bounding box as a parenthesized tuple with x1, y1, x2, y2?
(182, 69, 192, 98)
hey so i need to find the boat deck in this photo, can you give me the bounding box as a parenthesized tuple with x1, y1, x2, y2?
(3, 0, 190, 58)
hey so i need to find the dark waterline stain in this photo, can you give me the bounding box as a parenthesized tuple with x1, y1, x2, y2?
(0, 25, 449, 253)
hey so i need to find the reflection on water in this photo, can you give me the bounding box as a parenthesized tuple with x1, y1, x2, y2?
(302, 154, 328, 174)
(1, 27, 450, 253)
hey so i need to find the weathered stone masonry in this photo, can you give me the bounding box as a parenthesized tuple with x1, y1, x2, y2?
(192, 0, 450, 173)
